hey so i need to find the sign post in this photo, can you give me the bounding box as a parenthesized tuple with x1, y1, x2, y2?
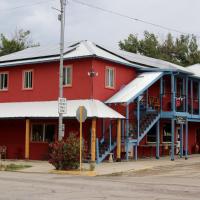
(76, 106, 87, 171)
(58, 97, 67, 138)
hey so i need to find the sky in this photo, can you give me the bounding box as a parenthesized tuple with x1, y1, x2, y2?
(0, 0, 200, 48)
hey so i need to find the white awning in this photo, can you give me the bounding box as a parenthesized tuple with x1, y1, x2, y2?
(0, 99, 124, 119)
(106, 72, 163, 104)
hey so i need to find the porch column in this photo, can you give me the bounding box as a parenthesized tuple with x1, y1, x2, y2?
(137, 97, 140, 140)
(126, 104, 129, 161)
(171, 73, 175, 113)
(117, 119, 121, 161)
(185, 120, 188, 160)
(191, 80, 193, 114)
(186, 76, 189, 113)
(156, 120, 160, 159)
(160, 77, 163, 112)
(25, 119, 30, 159)
(91, 118, 96, 162)
(171, 118, 175, 161)
(180, 124, 183, 158)
(199, 81, 200, 115)
(134, 145, 138, 161)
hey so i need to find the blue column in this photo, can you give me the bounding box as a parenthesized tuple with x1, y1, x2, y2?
(109, 122, 112, 151)
(137, 97, 140, 141)
(171, 74, 175, 113)
(183, 77, 186, 112)
(171, 118, 175, 161)
(180, 124, 183, 158)
(156, 121, 160, 159)
(134, 145, 138, 161)
(186, 76, 189, 113)
(122, 120, 125, 142)
(191, 80, 193, 114)
(146, 89, 149, 110)
(185, 120, 188, 160)
(199, 81, 200, 115)
(174, 76, 177, 112)
(96, 138, 99, 162)
(160, 77, 163, 112)
(126, 104, 129, 161)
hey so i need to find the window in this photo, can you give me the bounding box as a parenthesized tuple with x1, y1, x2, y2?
(147, 125, 157, 143)
(163, 123, 171, 142)
(31, 124, 55, 143)
(105, 67, 115, 88)
(23, 70, 33, 89)
(63, 66, 72, 86)
(0, 72, 8, 91)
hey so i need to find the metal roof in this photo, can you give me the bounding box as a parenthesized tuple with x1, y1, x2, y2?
(106, 72, 163, 104)
(187, 64, 200, 78)
(0, 40, 138, 68)
(0, 99, 124, 119)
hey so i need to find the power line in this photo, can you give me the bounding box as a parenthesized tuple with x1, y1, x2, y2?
(0, 0, 56, 12)
(71, 0, 200, 38)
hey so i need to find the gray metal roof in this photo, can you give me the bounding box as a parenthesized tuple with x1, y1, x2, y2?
(187, 64, 200, 78)
(0, 40, 139, 68)
(106, 72, 163, 104)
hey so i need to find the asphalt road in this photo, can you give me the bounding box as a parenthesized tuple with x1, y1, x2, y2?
(0, 162, 200, 200)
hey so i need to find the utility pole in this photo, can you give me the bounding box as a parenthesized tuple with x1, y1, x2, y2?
(58, 0, 66, 141)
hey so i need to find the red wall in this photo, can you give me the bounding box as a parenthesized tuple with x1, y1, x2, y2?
(0, 119, 25, 159)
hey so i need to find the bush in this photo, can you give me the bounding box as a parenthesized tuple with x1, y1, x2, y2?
(49, 133, 86, 170)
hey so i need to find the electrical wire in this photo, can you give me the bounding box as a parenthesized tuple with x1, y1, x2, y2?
(71, 0, 200, 38)
(0, 0, 56, 12)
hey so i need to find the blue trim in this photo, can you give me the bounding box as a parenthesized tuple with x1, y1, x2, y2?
(122, 120, 125, 142)
(180, 124, 183, 158)
(191, 80, 193, 114)
(126, 104, 129, 161)
(96, 138, 100, 162)
(171, 74, 175, 113)
(109, 122, 112, 151)
(156, 121, 160, 159)
(160, 77, 163, 112)
(171, 118, 175, 161)
(185, 120, 188, 159)
(186, 76, 189, 113)
(137, 97, 140, 143)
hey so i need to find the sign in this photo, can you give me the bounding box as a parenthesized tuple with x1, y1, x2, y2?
(176, 116, 187, 124)
(76, 106, 87, 123)
(76, 106, 87, 171)
(58, 98, 67, 114)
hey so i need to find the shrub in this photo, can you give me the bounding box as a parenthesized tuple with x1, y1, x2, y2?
(49, 133, 86, 170)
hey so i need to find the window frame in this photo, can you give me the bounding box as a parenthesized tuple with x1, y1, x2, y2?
(63, 65, 73, 87)
(22, 69, 34, 90)
(0, 71, 9, 91)
(30, 123, 55, 143)
(162, 123, 172, 143)
(105, 66, 115, 89)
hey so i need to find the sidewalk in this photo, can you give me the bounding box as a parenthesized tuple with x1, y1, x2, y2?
(1, 155, 200, 176)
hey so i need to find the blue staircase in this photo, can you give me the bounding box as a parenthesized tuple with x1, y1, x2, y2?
(96, 138, 116, 164)
(128, 111, 160, 145)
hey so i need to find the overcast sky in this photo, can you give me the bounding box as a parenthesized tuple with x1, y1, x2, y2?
(0, 0, 200, 48)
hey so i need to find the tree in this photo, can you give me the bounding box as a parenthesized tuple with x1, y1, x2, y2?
(0, 29, 39, 56)
(119, 31, 200, 66)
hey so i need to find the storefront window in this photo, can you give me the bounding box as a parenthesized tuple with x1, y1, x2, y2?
(147, 125, 156, 143)
(31, 124, 55, 142)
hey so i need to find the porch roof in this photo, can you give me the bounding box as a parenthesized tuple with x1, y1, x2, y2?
(106, 72, 163, 104)
(0, 99, 124, 119)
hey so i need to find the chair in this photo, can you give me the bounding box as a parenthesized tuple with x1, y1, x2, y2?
(0, 146, 7, 160)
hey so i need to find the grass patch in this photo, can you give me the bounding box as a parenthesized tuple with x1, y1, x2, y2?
(0, 163, 32, 171)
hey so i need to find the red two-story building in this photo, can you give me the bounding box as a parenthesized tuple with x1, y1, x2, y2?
(0, 40, 200, 163)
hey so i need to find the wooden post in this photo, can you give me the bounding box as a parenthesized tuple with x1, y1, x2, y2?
(117, 119, 121, 162)
(25, 119, 30, 159)
(91, 118, 96, 162)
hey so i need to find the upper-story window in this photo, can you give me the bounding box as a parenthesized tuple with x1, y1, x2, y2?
(23, 70, 33, 89)
(0, 72, 8, 91)
(63, 66, 72, 86)
(105, 67, 115, 89)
